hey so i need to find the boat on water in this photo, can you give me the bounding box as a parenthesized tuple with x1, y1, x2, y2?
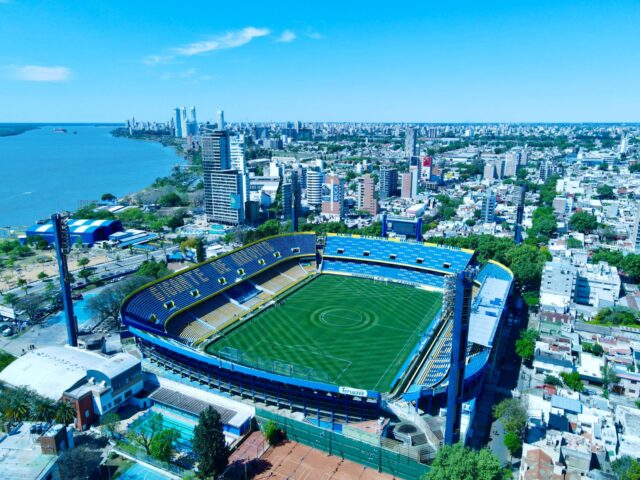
(53, 128, 67, 133)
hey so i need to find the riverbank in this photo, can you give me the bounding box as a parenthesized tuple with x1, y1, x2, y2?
(0, 125, 186, 229)
(0, 124, 40, 137)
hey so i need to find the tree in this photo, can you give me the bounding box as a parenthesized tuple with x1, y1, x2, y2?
(515, 328, 538, 362)
(504, 245, 549, 291)
(17, 278, 28, 294)
(262, 420, 282, 446)
(193, 406, 229, 479)
(37, 271, 48, 281)
(600, 363, 619, 393)
(150, 427, 181, 462)
(560, 371, 584, 392)
(159, 192, 184, 207)
(570, 211, 598, 234)
(77, 257, 90, 268)
(3, 396, 31, 422)
(54, 400, 76, 425)
(422, 443, 506, 480)
(100, 412, 121, 439)
(137, 259, 170, 279)
(2, 292, 18, 307)
(493, 398, 527, 438)
(101, 193, 117, 203)
(33, 398, 55, 422)
(166, 213, 185, 232)
(503, 430, 522, 457)
(57, 446, 102, 480)
(86, 276, 152, 321)
(612, 456, 640, 480)
(597, 184, 615, 200)
(128, 412, 164, 455)
(544, 374, 562, 387)
(195, 238, 206, 263)
(78, 268, 92, 281)
(16, 295, 44, 323)
(529, 207, 557, 240)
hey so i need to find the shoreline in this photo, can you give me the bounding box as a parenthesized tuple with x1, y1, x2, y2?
(2, 128, 190, 231)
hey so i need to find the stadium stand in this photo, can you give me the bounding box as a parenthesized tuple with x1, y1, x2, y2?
(323, 235, 472, 274)
(322, 259, 444, 290)
(122, 234, 316, 333)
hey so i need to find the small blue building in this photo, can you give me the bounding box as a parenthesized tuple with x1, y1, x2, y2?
(26, 219, 123, 247)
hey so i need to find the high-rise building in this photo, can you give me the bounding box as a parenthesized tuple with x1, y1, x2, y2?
(632, 206, 640, 253)
(379, 166, 398, 199)
(322, 174, 344, 219)
(514, 185, 526, 244)
(356, 174, 378, 215)
(282, 170, 302, 230)
(230, 134, 250, 203)
(404, 127, 417, 158)
(483, 162, 496, 181)
(306, 169, 323, 210)
(187, 106, 198, 136)
(217, 110, 225, 130)
(202, 124, 244, 225)
(401, 172, 413, 199)
(539, 160, 554, 181)
(180, 107, 188, 139)
(398, 169, 418, 199)
(209, 170, 244, 225)
(173, 108, 182, 138)
(481, 188, 496, 223)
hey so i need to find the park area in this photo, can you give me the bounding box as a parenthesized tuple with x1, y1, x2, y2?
(206, 274, 442, 392)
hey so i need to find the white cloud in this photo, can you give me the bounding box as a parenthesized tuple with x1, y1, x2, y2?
(179, 68, 197, 77)
(8, 65, 72, 82)
(173, 27, 270, 56)
(277, 30, 296, 43)
(305, 29, 323, 40)
(142, 54, 174, 66)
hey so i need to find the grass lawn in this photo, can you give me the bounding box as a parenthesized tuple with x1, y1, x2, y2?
(206, 274, 442, 391)
(0, 349, 16, 372)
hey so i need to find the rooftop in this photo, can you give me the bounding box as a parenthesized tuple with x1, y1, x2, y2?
(0, 422, 59, 480)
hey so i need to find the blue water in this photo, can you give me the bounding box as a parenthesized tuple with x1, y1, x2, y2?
(118, 462, 174, 480)
(0, 125, 184, 228)
(49, 289, 99, 326)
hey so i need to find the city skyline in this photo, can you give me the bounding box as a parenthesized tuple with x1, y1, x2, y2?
(1, 0, 640, 123)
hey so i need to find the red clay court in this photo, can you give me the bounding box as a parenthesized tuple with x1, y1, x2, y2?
(227, 432, 396, 480)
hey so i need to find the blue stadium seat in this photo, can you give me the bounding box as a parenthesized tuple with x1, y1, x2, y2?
(323, 235, 472, 274)
(121, 234, 316, 331)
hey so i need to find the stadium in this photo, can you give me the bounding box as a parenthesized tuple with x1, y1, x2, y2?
(121, 233, 513, 426)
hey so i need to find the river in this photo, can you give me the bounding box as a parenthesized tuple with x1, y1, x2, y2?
(0, 124, 184, 229)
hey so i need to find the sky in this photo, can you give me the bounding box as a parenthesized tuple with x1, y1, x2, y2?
(1, 0, 639, 123)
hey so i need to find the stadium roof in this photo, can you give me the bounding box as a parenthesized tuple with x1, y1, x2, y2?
(0, 346, 138, 400)
(26, 219, 120, 235)
(468, 276, 511, 347)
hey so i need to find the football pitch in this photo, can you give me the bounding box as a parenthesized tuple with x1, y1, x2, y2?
(205, 274, 442, 392)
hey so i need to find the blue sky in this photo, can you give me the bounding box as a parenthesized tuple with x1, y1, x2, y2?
(1, 0, 639, 122)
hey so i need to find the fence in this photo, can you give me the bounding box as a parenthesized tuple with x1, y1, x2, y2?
(218, 346, 331, 383)
(255, 409, 430, 480)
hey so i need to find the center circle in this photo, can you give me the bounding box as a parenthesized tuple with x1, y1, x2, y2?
(319, 308, 367, 328)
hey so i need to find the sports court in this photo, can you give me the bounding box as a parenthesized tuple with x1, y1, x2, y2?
(206, 274, 442, 392)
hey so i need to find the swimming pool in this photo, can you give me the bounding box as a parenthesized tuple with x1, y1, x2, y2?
(131, 408, 196, 451)
(48, 289, 100, 326)
(118, 462, 175, 480)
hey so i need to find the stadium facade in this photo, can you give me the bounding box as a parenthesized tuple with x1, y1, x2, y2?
(121, 233, 513, 426)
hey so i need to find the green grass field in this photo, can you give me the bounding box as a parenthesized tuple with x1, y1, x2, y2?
(205, 274, 442, 392)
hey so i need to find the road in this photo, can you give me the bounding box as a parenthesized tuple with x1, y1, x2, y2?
(5, 248, 174, 299)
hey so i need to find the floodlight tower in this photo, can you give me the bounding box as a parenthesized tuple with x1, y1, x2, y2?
(444, 268, 475, 445)
(51, 213, 78, 347)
